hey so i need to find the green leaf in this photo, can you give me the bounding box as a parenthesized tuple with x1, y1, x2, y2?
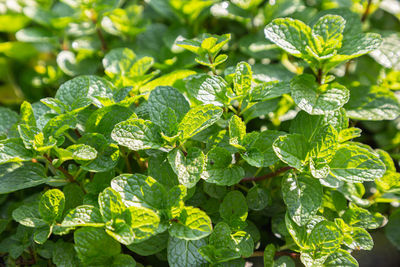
(307, 221, 343, 253)
(264, 18, 311, 57)
(74, 227, 121, 265)
(127, 231, 168, 256)
(85, 105, 134, 141)
(370, 32, 400, 70)
(282, 174, 323, 226)
(327, 143, 386, 183)
(264, 244, 276, 267)
(201, 147, 245, 186)
(234, 61, 252, 96)
(61, 205, 104, 227)
(338, 127, 362, 143)
(12, 203, 47, 228)
(34, 225, 51, 244)
(178, 104, 223, 140)
(345, 85, 400, 121)
(241, 130, 285, 168)
(55, 75, 115, 108)
(148, 86, 190, 136)
(0, 162, 47, 194)
(246, 185, 270, 211)
(67, 144, 98, 161)
(250, 81, 291, 101)
(290, 74, 349, 115)
(111, 119, 163, 150)
(103, 48, 155, 88)
(112, 254, 136, 267)
(336, 33, 382, 60)
(229, 115, 246, 150)
(20, 101, 36, 127)
(43, 113, 77, 138)
(99, 187, 126, 222)
(167, 236, 207, 267)
(385, 209, 400, 250)
(310, 15, 345, 58)
(124, 206, 160, 243)
(0, 106, 19, 136)
(111, 173, 167, 210)
(170, 206, 212, 240)
(346, 227, 373, 250)
(342, 204, 385, 229)
(168, 147, 205, 188)
(220, 191, 248, 229)
(274, 256, 295, 267)
(324, 249, 358, 267)
(0, 138, 34, 164)
(52, 239, 80, 267)
(231, 230, 254, 257)
(78, 133, 120, 173)
(273, 134, 309, 171)
(39, 189, 65, 223)
(185, 74, 230, 106)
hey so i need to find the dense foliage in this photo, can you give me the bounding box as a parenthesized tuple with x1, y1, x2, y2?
(1, 0, 400, 266)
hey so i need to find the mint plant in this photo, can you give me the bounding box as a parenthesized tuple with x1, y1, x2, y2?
(1, 1, 400, 267)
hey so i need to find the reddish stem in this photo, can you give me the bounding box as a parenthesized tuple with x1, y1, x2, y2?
(241, 166, 294, 183)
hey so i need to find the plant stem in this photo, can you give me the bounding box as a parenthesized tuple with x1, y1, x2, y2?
(96, 27, 108, 52)
(361, 0, 372, 22)
(250, 250, 299, 259)
(316, 68, 323, 85)
(241, 166, 294, 182)
(208, 54, 217, 75)
(43, 154, 74, 182)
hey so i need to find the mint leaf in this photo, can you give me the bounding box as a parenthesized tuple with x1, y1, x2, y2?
(282, 174, 323, 226)
(385, 209, 400, 250)
(168, 148, 205, 188)
(167, 236, 207, 267)
(345, 85, 400, 120)
(229, 115, 246, 150)
(264, 18, 311, 57)
(178, 104, 223, 140)
(273, 134, 309, 171)
(310, 15, 345, 58)
(0, 107, 19, 136)
(201, 147, 245, 186)
(170, 206, 212, 240)
(290, 74, 349, 115)
(220, 191, 248, 229)
(324, 249, 358, 267)
(0, 162, 47, 194)
(55, 75, 115, 108)
(246, 185, 270, 211)
(308, 221, 343, 253)
(12, 203, 47, 228)
(185, 74, 230, 106)
(0, 138, 34, 164)
(98, 187, 125, 222)
(85, 105, 134, 141)
(123, 206, 160, 243)
(39, 189, 65, 223)
(111, 173, 167, 210)
(74, 227, 121, 265)
(61, 205, 104, 227)
(264, 244, 276, 267)
(234, 61, 252, 96)
(148, 86, 190, 136)
(328, 142, 386, 183)
(242, 130, 286, 168)
(111, 119, 163, 150)
(127, 232, 168, 256)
